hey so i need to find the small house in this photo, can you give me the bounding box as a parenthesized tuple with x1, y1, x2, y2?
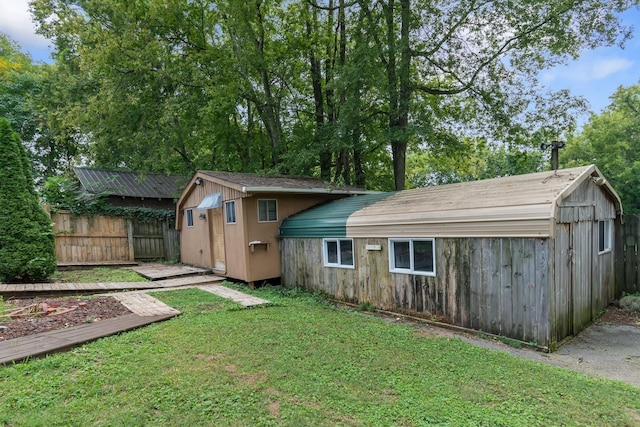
(176, 171, 370, 285)
(74, 167, 187, 210)
(279, 165, 622, 351)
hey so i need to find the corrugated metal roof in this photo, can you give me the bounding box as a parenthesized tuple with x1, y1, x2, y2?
(74, 167, 188, 199)
(279, 192, 394, 238)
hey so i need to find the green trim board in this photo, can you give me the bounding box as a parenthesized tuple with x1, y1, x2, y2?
(279, 192, 394, 238)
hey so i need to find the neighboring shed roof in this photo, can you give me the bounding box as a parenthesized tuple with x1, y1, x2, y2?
(74, 167, 188, 199)
(280, 192, 394, 238)
(281, 165, 622, 239)
(199, 171, 371, 194)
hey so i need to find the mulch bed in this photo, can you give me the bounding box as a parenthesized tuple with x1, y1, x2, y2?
(0, 297, 133, 341)
(598, 302, 640, 327)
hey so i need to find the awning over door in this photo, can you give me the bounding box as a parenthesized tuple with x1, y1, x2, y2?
(197, 193, 222, 210)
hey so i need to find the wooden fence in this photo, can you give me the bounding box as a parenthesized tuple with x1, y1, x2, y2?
(616, 214, 640, 295)
(51, 212, 179, 263)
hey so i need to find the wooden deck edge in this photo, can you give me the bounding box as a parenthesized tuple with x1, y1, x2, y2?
(0, 313, 178, 365)
(57, 262, 139, 270)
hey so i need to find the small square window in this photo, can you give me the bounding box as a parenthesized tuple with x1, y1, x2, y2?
(186, 209, 194, 227)
(258, 199, 277, 222)
(389, 238, 435, 276)
(225, 201, 236, 224)
(323, 238, 354, 268)
(598, 220, 612, 254)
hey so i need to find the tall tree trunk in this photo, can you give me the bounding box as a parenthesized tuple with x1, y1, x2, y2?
(387, 0, 411, 190)
(307, 7, 331, 180)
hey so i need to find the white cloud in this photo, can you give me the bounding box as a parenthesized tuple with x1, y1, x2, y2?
(591, 58, 634, 79)
(0, 0, 51, 51)
(543, 55, 635, 86)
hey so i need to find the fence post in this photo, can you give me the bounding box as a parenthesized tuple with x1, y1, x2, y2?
(615, 216, 625, 296)
(127, 219, 135, 262)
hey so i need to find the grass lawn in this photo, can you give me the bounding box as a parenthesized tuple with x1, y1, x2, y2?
(50, 267, 148, 283)
(1, 286, 638, 426)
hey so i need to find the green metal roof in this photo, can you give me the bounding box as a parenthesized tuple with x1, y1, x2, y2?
(279, 192, 394, 238)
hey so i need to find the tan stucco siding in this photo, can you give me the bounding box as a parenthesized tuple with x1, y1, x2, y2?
(241, 193, 344, 282)
(178, 180, 246, 269)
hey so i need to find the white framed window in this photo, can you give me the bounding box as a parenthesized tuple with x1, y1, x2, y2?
(225, 201, 236, 224)
(598, 219, 612, 254)
(323, 238, 354, 269)
(389, 238, 435, 276)
(186, 209, 194, 228)
(258, 199, 277, 222)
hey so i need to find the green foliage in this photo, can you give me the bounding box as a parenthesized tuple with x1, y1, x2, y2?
(619, 294, 640, 312)
(407, 138, 546, 187)
(41, 174, 175, 223)
(356, 301, 377, 312)
(562, 82, 640, 213)
(0, 286, 639, 425)
(0, 118, 56, 282)
(40, 174, 81, 208)
(60, 202, 175, 224)
(28, 0, 635, 190)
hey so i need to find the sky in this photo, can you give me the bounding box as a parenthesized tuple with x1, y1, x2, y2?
(1, 0, 639, 123)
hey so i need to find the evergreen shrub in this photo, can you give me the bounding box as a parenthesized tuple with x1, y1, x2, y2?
(0, 118, 56, 282)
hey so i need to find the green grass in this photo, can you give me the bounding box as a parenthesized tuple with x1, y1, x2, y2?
(50, 267, 148, 283)
(1, 286, 638, 426)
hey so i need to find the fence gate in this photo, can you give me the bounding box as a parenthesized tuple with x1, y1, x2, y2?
(132, 218, 180, 261)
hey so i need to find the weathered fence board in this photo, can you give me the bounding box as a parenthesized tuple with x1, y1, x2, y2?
(617, 214, 640, 294)
(52, 213, 133, 263)
(51, 212, 179, 263)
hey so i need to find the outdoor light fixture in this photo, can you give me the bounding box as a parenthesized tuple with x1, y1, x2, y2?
(195, 178, 203, 185)
(540, 140, 565, 170)
(539, 140, 565, 150)
(199, 213, 206, 220)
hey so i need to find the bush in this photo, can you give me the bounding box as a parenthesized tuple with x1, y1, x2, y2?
(0, 118, 56, 282)
(619, 294, 640, 312)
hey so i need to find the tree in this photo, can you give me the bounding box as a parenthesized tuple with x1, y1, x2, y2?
(30, 0, 636, 190)
(562, 83, 640, 213)
(407, 138, 545, 187)
(0, 34, 83, 182)
(357, 0, 635, 189)
(0, 118, 56, 282)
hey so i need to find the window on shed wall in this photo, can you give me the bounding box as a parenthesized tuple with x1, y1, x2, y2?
(389, 238, 435, 276)
(598, 219, 612, 254)
(186, 209, 194, 227)
(258, 199, 277, 222)
(225, 201, 236, 224)
(323, 238, 354, 268)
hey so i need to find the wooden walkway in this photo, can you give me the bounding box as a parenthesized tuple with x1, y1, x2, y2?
(199, 284, 271, 307)
(111, 292, 181, 316)
(0, 313, 176, 365)
(0, 264, 272, 364)
(130, 264, 211, 280)
(0, 275, 224, 298)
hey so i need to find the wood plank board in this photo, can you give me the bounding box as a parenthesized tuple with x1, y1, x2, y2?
(131, 265, 210, 280)
(111, 293, 181, 316)
(0, 276, 224, 296)
(0, 313, 176, 365)
(199, 285, 271, 307)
